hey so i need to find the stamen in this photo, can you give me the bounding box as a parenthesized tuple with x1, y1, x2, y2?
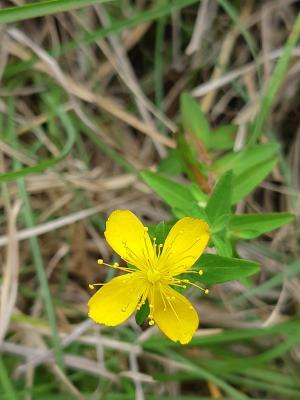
(88, 283, 105, 289)
(97, 258, 135, 273)
(136, 286, 149, 310)
(148, 287, 155, 326)
(167, 276, 209, 295)
(158, 243, 163, 257)
(169, 282, 187, 289)
(183, 279, 209, 294)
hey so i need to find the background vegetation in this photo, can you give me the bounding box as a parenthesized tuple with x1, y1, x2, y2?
(0, 0, 299, 399)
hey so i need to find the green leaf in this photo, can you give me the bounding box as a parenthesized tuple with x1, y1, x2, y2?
(176, 134, 212, 190)
(140, 171, 205, 218)
(206, 171, 232, 230)
(180, 93, 210, 147)
(0, 0, 112, 24)
(135, 300, 150, 326)
(189, 182, 208, 208)
(210, 124, 237, 150)
(213, 143, 279, 176)
(212, 234, 233, 257)
(158, 149, 183, 176)
(191, 254, 260, 285)
(154, 221, 167, 245)
(232, 157, 277, 204)
(140, 171, 194, 209)
(229, 212, 294, 239)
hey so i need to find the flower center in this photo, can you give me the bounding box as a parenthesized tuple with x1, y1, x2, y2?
(147, 269, 161, 284)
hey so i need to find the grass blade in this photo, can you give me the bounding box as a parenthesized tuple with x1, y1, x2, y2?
(8, 99, 64, 369)
(0, 0, 113, 24)
(249, 12, 300, 145)
(0, 105, 75, 183)
(0, 357, 18, 400)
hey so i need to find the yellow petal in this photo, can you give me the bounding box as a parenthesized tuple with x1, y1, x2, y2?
(104, 210, 154, 271)
(88, 272, 147, 326)
(159, 217, 209, 275)
(152, 284, 199, 344)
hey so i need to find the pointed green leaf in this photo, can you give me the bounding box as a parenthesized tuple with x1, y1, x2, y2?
(212, 234, 233, 257)
(213, 143, 279, 176)
(210, 124, 237, 150)
(180, 93, 210, 147)
(232, 157, 277, 204)
(189, 182, 208, 207)
(190, 254, 260, 285)
(140, 171, 206, 218)
(141, 170, 194, 209)
(158, 149, 183, 176)
(206, 171, 233, 230)
(154, 221, 168, 245)
(229, 212, 294, 239)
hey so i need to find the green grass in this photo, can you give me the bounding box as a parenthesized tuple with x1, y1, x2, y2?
(250, 11, 300, 145)
(0, 0, 114, 24)
(7, 100, 64, 370)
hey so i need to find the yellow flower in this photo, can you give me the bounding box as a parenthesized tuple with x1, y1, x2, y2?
(88, 210, 210, 344)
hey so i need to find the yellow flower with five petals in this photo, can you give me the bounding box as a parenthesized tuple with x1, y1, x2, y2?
(88, 210, 210, 344)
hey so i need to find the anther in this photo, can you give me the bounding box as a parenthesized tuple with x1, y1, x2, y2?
(149, 320, 155, 326)
(144, 227, 148, 231)
(113, 262, 119, 267)
(88, 282, 104, 289)
(199, 269, 204, 275)
(97, 259, 103, 265)
(205, 289, 209, 295)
